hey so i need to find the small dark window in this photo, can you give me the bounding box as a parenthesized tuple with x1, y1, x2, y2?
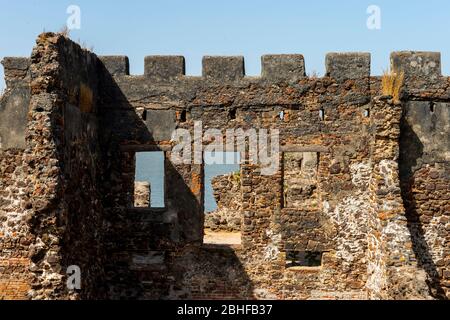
(229, 109, 237, 120)
(319, 109, 325, 121)
(286, 251, 323, 268)
(430, 102, 435, 113)
(142, 109, 147, 121)
(180, 110, 187, 122)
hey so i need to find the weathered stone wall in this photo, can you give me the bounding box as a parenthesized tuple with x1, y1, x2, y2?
(366, 96, 431, 300)
(205, 173, 242, 232)
(0, 58, 30, 150)
(0, 36, 449, 300)
(393, 52, 450, 299)
(0, 57, 32, 300)
(25, 33, 107, 300)
(1, 33, 109, 300)
(0, 149, 33, 299)
(97, 52, 380, 300)
(96, 51, 447, 300)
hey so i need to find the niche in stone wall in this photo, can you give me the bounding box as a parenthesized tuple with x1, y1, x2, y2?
(134, 151, 166, 209)
(285, 251, 323, 269)
(282, 152, 319, 209)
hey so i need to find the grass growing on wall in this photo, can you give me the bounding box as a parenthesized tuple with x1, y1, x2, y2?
(58, 25, 94, 52)
(232, 171, 241, 184)
(58, 25, 71, 38)
(382, 70, 404, 103)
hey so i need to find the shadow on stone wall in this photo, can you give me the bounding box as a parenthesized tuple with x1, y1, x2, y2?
(165, 160, 204, 245)
(97, 60, 253, 300)
(168, 246, 255, 300)
(399, 117, 447, 299)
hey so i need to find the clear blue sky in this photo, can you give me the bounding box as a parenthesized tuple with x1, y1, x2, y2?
(1, 0, 450, 91)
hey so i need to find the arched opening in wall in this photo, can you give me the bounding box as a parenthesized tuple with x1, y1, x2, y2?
(203, 151, 242, 246)
(134, 151, 166, 209)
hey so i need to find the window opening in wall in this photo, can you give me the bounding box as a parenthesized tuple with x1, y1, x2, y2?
(134, 151, 165, 208)
(364, 108, 370, 118)
(180, 110, 187, 122)
(229, 109, 237, 120)
(285, 251, 323, 268)
(203, 151, 241, 246)
(429, 102, 435, 113)
(319, 108, 325, 121)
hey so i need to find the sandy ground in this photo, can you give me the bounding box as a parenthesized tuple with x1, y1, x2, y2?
(204, 229, 242, 245)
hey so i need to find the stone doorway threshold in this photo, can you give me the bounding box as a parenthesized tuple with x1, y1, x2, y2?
(203, 229, 242, 246)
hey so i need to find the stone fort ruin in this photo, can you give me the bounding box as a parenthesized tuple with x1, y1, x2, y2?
(0, 33, 449, 300)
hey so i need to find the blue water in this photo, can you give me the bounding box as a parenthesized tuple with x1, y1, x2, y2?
(135, 152, 165, 208)
(135, 152, 240, 212)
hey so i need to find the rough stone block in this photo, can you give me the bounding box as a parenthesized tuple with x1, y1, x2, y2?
(135, 181, 151, 208)
(262, 54, 306, 81)
(202, 56, 244, 81)
(326, 53, 370, 81)
(1, 57, 30, 87)
(391, 51, 441, 81)
(144, 56, 185, 80)
(0, 86, 29, 149)
(145, 109, 177, 141)
(99, 56, 129, 76)
(1, 57, 30, 71)
(400, 101, 450, 167)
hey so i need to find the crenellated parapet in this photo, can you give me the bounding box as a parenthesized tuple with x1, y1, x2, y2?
(1, 33, 449, 300)
(3, 50, 449, 149)
(98, 52, 372, 83)
(1, 51, 447, 88)
(92, 51, 450, 102)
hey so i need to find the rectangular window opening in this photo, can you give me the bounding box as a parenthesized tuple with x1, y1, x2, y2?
(285, 251, 323, 269)
(134, 151, 165, 209)
(203, 151, 242, 246)
(319, 108, 325, 121)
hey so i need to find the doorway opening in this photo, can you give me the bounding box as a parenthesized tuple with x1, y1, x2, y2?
(203, 151, 242, 246)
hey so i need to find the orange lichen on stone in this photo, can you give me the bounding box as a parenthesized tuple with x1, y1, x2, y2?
(190, 172, 202, 196)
